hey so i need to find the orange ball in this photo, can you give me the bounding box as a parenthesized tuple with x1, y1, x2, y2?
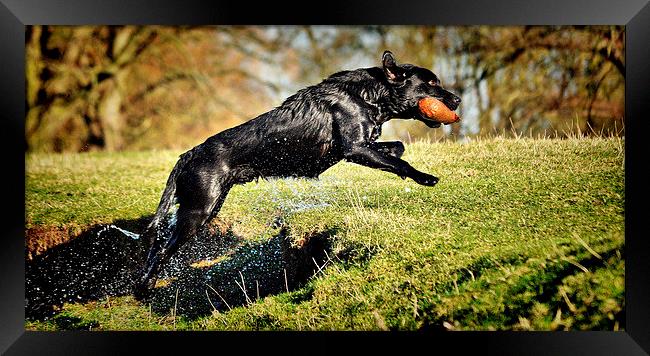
(418, 97, 460, 124)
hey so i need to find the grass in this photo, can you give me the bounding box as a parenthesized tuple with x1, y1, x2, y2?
(25, 137, 625, 330)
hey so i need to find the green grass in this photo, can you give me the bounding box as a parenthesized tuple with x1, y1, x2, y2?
(25, 137, 625, 330)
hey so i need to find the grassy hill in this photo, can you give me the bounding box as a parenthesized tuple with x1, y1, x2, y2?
(25, 137, 625, 331)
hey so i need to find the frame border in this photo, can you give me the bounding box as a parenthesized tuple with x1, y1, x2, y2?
(2, 1, 649, 354)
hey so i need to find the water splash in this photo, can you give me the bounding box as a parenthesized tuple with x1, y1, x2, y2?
(167, 204, 179, 228)
(97, 224, 141, 240)
(266, 177, 333, 214)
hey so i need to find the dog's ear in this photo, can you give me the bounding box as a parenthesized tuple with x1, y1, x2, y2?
(382, 51, 405, 83)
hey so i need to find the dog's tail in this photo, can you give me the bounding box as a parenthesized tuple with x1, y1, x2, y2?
(146, 149, 195, 232)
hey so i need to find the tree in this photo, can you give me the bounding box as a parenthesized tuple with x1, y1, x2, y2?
(26, 26, 625, 152)
(26, 26, 290, 152)
(445, 26, 625, 137)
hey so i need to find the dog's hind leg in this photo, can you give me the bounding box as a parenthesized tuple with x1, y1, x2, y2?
(134, 175, 232, 298)
(160, 181, 232, 261)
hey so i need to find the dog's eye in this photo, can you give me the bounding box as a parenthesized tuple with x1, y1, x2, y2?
(428, 80, 438, 87)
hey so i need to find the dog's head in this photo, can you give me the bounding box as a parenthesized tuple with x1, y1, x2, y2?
(381, 51, 462, 128)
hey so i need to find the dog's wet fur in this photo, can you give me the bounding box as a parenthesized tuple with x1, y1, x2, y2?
(134, 51, 461, 299)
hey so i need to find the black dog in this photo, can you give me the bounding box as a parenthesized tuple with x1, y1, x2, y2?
(134, 51, 461, 298)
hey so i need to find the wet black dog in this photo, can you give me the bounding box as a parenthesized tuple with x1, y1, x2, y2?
(134, 51, 461, 298)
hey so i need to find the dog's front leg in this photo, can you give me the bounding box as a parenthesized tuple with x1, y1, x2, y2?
(344, 145, 438, 186)
(369, 141, 405, 159)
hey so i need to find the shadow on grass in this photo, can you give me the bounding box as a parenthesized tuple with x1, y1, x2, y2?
(25, 216, 152, 319)
(149, 227, 336, 318)
(419, 242, 625, 331)
(25, 216, 342, 321)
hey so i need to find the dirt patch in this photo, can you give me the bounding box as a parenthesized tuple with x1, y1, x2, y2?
(25, 224, 149, 319)
(26, 226, 80, 261)
(25, 218, 152, 261)
(25, 215, 340, 321)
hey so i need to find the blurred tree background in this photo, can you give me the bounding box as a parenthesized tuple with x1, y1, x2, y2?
(25, 25, 624, 152)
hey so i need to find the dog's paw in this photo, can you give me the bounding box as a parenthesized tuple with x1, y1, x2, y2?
(133, 277, 156, 301)
(413, 173, 439, 187)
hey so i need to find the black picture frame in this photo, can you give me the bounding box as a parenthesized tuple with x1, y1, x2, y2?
(2, 0, 649, 354)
